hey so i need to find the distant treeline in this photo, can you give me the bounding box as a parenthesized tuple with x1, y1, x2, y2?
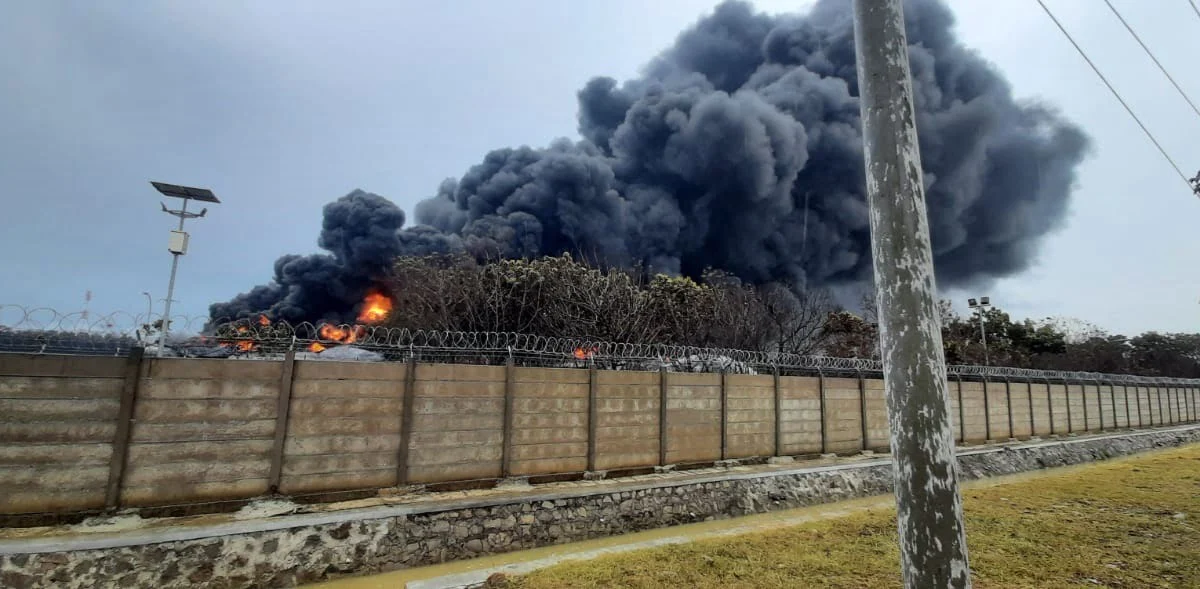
(381, 254, 1200, 378)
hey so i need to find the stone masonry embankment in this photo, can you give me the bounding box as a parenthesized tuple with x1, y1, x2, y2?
(1, 425, 1197, 589)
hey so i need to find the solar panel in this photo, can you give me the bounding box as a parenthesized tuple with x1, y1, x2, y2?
(150, 181, 221, 203)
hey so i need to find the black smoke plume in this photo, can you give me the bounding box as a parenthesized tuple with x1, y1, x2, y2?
(212, 0, 1089, 323)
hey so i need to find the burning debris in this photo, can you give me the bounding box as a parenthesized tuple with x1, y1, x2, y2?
(357, 292, 392, 324)
(303, 291, 393, 355)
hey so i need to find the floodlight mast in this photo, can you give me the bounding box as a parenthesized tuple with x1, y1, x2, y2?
(151, 182, 219, 357)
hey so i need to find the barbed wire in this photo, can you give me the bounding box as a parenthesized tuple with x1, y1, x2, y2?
(197, 318, 1200, 386)
(0, 305, 209, 356)
(2, 306, 1198, 386)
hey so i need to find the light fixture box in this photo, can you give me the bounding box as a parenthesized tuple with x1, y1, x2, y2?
(168, 230, 189, 255)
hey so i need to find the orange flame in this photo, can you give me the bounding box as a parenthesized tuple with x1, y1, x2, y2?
(235, 340, 254, 352)
(308, 342, 327, 353)
(236, 325, 248, 334)
(357, 291, 393, 324)
(318, 323, 360, 344)
(258, 314, 270, 326)
(573, 346, 598, 360)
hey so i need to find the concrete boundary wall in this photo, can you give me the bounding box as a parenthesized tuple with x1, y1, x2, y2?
(2, 352, 1200, 517)
(1, 426, 1197, 588)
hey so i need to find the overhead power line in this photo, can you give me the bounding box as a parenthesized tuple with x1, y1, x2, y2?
(1189, 0, 1200, 23)
(1103, 0, 1200, 122)
(1034, 0, 1196, 195)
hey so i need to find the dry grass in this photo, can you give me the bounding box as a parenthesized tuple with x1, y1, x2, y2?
(512, 445, 1200, 588)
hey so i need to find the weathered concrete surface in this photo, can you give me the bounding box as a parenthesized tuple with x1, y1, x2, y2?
(0, 425, 1196, 588)
(6, 352, 1196, 517)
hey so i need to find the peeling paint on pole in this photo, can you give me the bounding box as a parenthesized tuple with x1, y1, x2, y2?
(852, 0, 972, 587)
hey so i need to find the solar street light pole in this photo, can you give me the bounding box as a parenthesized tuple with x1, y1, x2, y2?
(852, 0, 971, 587)
(159, 200, 187, 357)
(151, 182, 219, 357)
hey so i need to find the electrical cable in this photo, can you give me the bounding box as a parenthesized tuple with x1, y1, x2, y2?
(1035, 0, 1197, 194)
(1103, 0, 1200, 122)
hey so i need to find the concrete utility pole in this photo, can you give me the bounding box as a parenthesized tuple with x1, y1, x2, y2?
(852, 1, 971, 587)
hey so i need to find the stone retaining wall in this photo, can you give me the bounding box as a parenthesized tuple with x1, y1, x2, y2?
(2, 426, 1198, 589)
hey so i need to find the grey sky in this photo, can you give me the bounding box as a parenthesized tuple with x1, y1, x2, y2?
(0, 0, 1197, 336)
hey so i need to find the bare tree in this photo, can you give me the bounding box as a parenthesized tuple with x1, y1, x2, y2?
(760, 283, 838, 356)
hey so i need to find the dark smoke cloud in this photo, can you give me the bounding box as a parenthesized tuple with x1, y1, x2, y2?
(213, 0, 1089, 322)
(209, 190, 439, 322)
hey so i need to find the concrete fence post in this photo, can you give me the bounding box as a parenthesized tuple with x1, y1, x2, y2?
(1185, 383, 1195, 422)
(1044, 378, 1055, 436)
(1178, 384, 1185, 423)
(1173, 384, 1180, 424)
(587, 364, 598, 473)
(1080, 380, 1090, 432)
(1145, 384, 1154, 426)
(267, 349, 297, 493)
(817, 368, 829, 455)
(501, 352, 515, 479)
(1004, 377, 1014, 440)
(954, 373, 965, 444)
(1155, 383, 1164, 426)
(1184, 385, 1191, 423)
(396, 354, 417, 486)
(1094, 381, 1103, 432)
(1163, 383, 1170, 425)
(1163, 382, 1172, 425)
(1173, 384, 1181, 424)
(1106, 382, 1116, 431)
(1179, 385, 1185, 423)
(1064, 379, 1074, 434)
(1190, 385, 1195, 423)
(658, 367, 669, 467)
(1171, 384, 1180, 424)
(720, 369, 729, 461)
(981, 376, 992, 442)
(856, 370, 868, 452)
(1121, 384, 1131, 429)
(1026, 378, 1036, 437)
(105, 346, 145, 511)
(1158, 384, 1165, 425)
(1187, 385, 1193, 422)
(1132, 383, 1142, 427)
(1190, 385, 1197, 422)
(1190, 385, 1195, 422)
(772, 365, 781, 458)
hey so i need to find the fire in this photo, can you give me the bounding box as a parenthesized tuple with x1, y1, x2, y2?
(357, 292, 392, 324)
(236, 325, 248, 334)
(235, 340, 254, 352)
(573, 346, 598, 360)
(318, 323, 360, 344)
(308, 342, 327, 353)
(258, 314, 270, 326)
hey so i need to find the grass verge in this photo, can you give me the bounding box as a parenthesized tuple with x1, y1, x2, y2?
(511, 445, 1200, 588)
